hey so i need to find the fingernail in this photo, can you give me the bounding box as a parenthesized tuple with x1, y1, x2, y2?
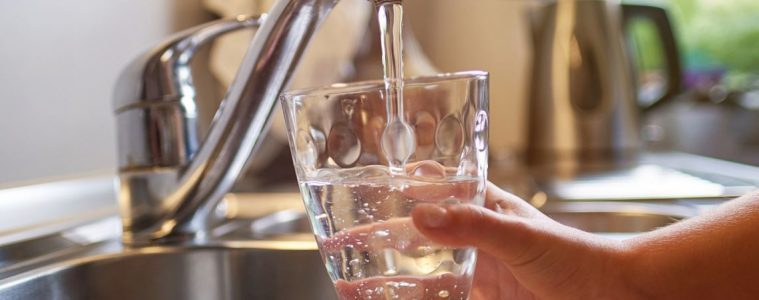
(416, 204, 448, 228)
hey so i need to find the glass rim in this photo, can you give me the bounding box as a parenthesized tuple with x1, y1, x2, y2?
(281, 70, 488, 100)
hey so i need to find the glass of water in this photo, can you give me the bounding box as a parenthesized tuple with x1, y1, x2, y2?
(281, 71, 489, 300)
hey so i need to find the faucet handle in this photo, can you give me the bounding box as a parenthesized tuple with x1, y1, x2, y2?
(113, 15, 264, 114)
(112, 15, 264, 245)
(113, 16, 264, 171)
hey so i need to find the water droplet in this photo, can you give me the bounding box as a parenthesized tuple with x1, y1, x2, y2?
(374, 229, 390, 237)
(383, 280, 422, 299)
(438, 290, 450, 298)
(396, 238, 411, 250)
(383, 281, 400, 299)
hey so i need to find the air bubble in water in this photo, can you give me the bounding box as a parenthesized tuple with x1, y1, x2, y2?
(349, 258, 363, 278)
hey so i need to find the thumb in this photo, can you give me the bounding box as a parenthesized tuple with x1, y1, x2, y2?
(411, 203, 550, 266)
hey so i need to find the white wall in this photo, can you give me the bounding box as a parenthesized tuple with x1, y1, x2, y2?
(406, 0, 532, 160)
(0, 0, 211, 185)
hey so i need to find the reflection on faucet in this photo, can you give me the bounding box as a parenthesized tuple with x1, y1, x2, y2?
(113, 0, 340, 246)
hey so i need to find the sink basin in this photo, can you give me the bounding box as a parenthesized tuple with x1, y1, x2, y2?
(541, 201, 698, 233)
(0, 193, 703, 300)
(0, 242, 337, 300)
(233, 198, 698, 236)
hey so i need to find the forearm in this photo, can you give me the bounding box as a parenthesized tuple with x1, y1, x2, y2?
(623, 191, 759, 298)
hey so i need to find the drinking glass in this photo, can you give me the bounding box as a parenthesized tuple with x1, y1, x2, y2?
(281, 71, 489, 300)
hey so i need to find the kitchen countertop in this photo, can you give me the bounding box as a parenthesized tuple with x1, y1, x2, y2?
(0, 176, 117, 247)
(0, 151, 756, 296)
(2, 151, 758, 248)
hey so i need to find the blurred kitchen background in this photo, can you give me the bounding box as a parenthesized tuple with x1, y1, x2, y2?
(5, 1, 759, 297)
(3, 0, 759, 186)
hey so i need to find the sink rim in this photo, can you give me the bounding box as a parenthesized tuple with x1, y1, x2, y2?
(0, 239, 322, 289)
(540, 201, 699, 219)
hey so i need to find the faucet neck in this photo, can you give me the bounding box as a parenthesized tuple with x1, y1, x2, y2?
(114, 0, 339, 246)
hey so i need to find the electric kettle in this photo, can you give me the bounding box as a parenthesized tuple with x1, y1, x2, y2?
(525, 1, 682, 175)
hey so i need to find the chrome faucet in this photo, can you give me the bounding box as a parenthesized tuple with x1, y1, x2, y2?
(113, 0, 340, 246)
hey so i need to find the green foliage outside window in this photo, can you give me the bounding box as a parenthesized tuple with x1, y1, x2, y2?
(628, 0, 759, 89)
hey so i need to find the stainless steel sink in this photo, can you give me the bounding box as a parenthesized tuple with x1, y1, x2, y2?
(541, 201, 698, 233)
(0, 241, 337, 300)
(227, 200, 698, 238)
(0, 193, 709, 299)
(0, 192, 339, 300)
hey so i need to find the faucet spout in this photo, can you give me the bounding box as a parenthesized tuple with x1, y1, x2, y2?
(114, 0, 339, 245)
